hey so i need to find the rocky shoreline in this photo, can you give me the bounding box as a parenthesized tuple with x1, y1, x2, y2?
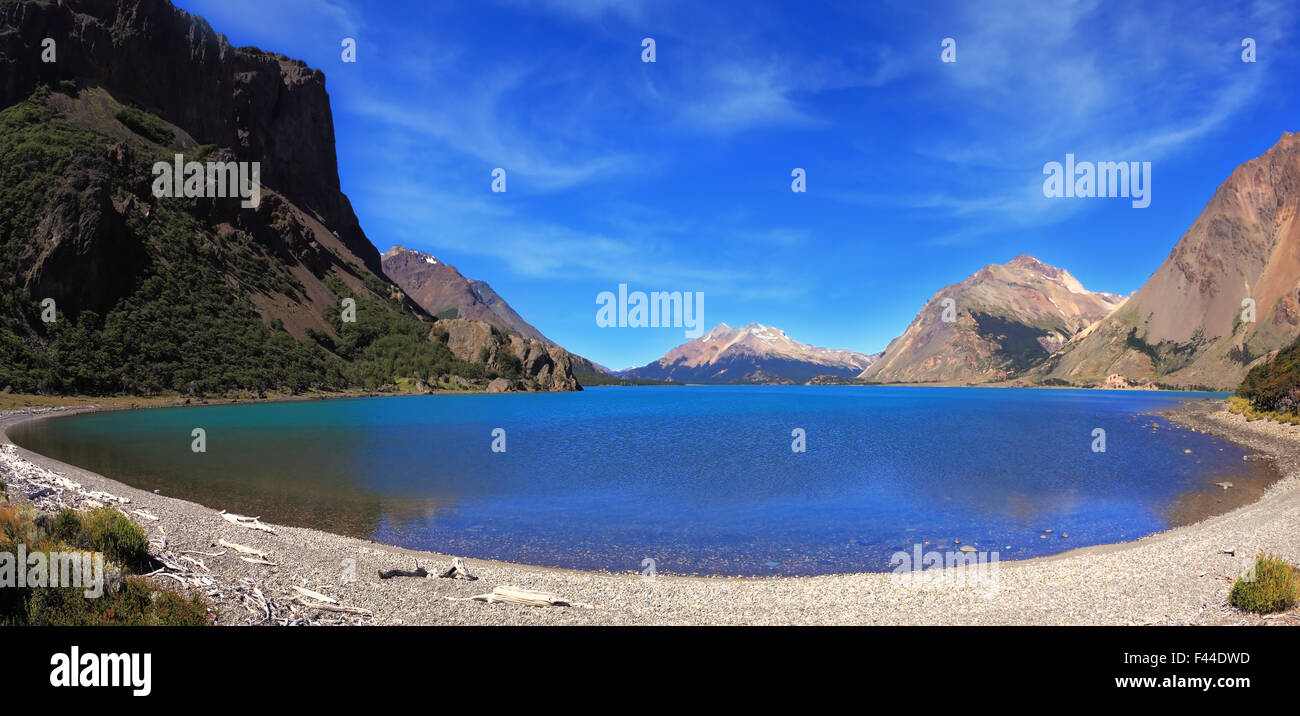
(2, 398, 1297, 626)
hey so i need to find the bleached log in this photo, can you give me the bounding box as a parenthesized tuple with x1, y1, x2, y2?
(291, 586, 337, 604)
(451, 586, 570, 607)
(218, 538, 267, 558)
(239, 556, 278, 566)
(180, 555, 210, 572)
(219, 509, 277, 534)
(133, 509, 159, 521)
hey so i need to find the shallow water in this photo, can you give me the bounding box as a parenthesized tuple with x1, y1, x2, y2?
(7, 387, 1276, 576)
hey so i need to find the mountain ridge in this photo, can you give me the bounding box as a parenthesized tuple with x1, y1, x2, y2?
(1036, 132, 1300, 390)
(381, 246, 552, 344)
(860, 254, 1125, 384)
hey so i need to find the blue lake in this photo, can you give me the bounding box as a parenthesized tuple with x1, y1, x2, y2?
(6, 387, 1275, 576)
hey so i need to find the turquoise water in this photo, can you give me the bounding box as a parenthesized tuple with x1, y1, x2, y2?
(7, 387, 1274, 576)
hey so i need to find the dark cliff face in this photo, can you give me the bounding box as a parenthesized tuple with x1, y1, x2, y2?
(0, 0, 382, 277)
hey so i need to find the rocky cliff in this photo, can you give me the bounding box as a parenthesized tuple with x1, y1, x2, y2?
(1037, 133, 1300, 390)
(436, 319, 579, 392)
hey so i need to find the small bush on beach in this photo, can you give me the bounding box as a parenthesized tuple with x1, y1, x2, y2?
(1237, 336, 1300, 417)
(1227, 395, 1298, 425)
(1229, 555, 1299, 614)
(79, 507, 150, 571)
(26, 576, 209, 626)
(50, 508, 83, 544)
(0, 496, 209, 626)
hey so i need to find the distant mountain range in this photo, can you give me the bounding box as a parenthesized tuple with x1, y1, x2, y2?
(622, 323, 878, 384)
(861, 255, 1125, 384)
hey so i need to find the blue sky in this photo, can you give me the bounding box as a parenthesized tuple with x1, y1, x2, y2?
(176, 0, 1299, 370)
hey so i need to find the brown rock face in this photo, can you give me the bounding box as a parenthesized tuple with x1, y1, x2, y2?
(1039, 132, 1300, 390)
(0, 0, 382, 276)
(381, 246, 551, 344)
(438, 319, 579, 392)
(861, 255, 1124, 384)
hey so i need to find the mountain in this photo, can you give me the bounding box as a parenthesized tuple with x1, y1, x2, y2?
(381, 246, 550, 343)
(382, 245, 622, 386)
(0, 0, 576, 395)
(860, 255, 1125, 384)
(1037, 133, 1300, 391)
(622, 323, 878, 384)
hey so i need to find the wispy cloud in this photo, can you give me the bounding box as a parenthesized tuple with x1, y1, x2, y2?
(180, 0, 362, 44)
(836, 0, 1294, 243)
(347, 70, 638, 193)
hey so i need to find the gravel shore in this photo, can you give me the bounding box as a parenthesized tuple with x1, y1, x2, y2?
(2, 398, 1297, 626)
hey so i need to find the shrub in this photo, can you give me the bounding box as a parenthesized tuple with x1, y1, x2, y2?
(26, 576, 209, 626)
(1229, 554, 1299, 614)
(50, 509, 83, 544)
(113, 106, 173, 145)
(1238, 335, 1300, 415)
(80, 507, 150, 572)
(0, 497, 208, 625)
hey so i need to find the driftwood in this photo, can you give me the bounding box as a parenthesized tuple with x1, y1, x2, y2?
(180, 555, 210, 572)
(291, 586, 337, 604)
(218, 538, 267, 558)
(378, 563, 428, 580)
(450, 586, 570, 607)
(439, 557, 478, 581)
(219, 510, 277, 534)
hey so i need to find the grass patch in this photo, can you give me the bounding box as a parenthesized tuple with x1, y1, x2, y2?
(1229, 554, 1299, 614)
